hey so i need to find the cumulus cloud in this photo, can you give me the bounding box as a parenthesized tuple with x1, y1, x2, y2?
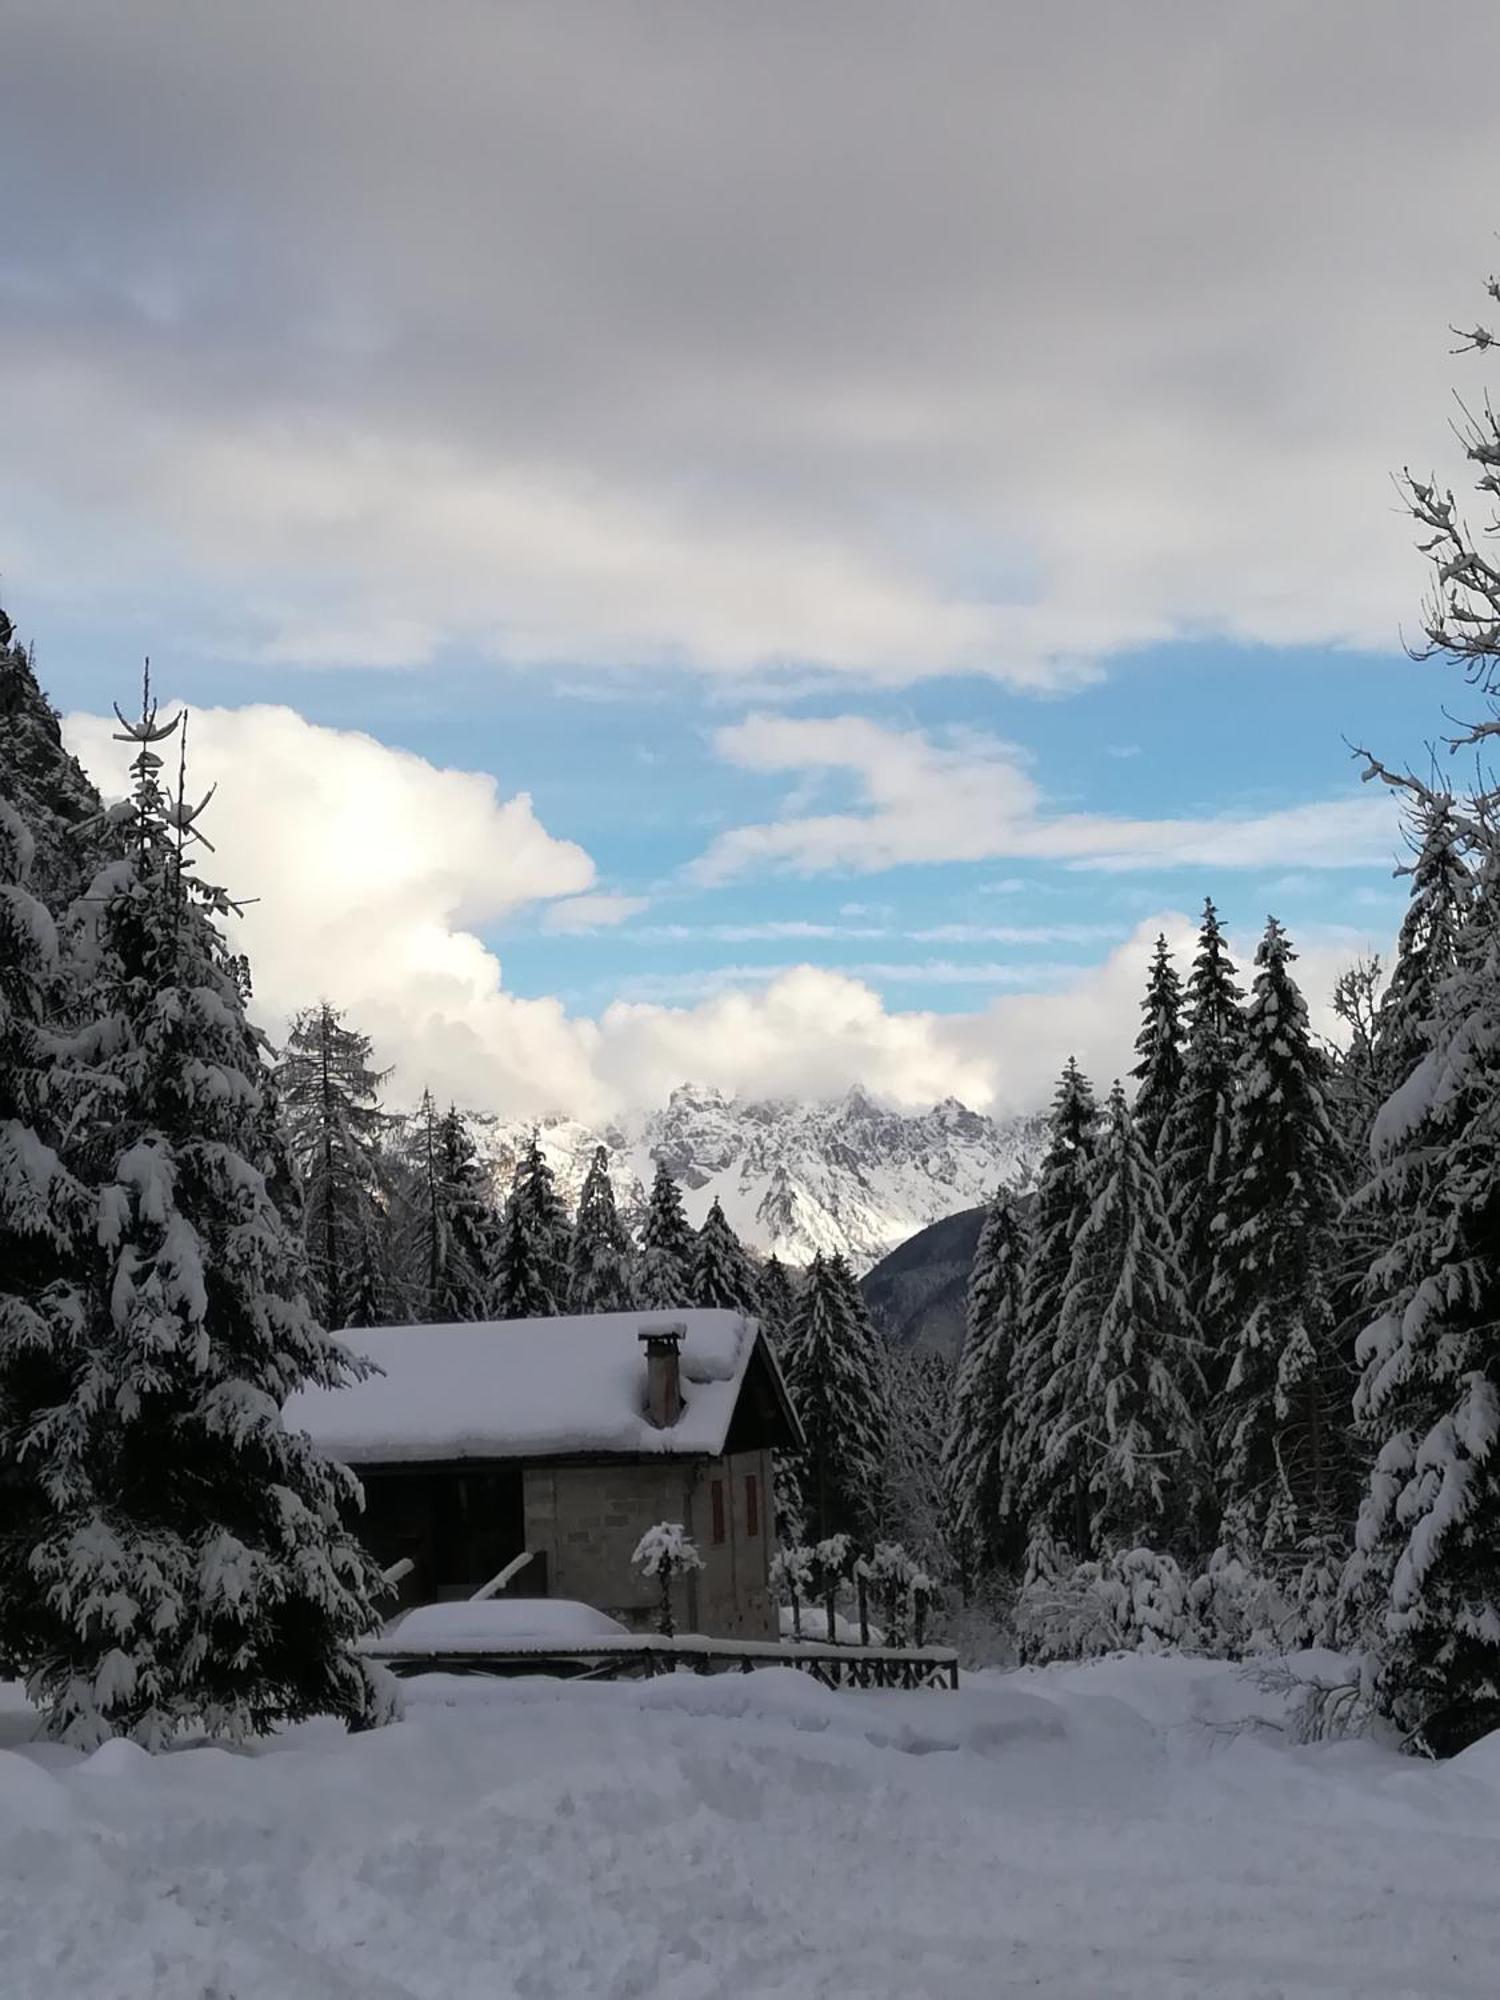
(6, 2, 1499, 682)
(693, 714, 1400, 881)
(60, 694, 1392, 1120)
(64, 703, 610, 1118)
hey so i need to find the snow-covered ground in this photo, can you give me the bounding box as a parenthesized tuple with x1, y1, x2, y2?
(3, 1654, 1497, 1998)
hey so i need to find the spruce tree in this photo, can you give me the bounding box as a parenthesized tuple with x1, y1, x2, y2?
(1338, 273, 1500, 1750)
(755, 1253, 798, 1347)
(400, 1094, 500, 1323)
(1056, 1084, 1205, 1555)
(567, 1144, 636, 1314)
(779, 1250, 888, 1545)
(1159, 898, 1244, 1326)
(275, 1002, 394, 1330)
(1011, 1058, 1098, 1555)
(1210, 919, 1350, 1555)
(943, 1189, 1028, 1581)
(689, 1196, 758, 1312)
(497, 1133, 570, 1316)
(0, 603, 108, 904)
(0, 794, 92, 1674)
(1372, 801, 1473, 1093)
(12, 695, 388, 1745)
(1347, 875, 1500, 1751)
(1130, 933, 1185, 1159)
(636, 1160, 694, 1309)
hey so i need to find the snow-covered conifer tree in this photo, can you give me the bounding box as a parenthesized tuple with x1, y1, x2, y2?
(566, 1144, 636, 1314)
(496, 1133, 570, 1317)
(274, 1002, 395, 1330)
(1159, 899, 1244, 1325)
(1130, 933, 1185, 1159)
(14, 694, 389, 1745)
(635, 1160, 694, 1309)
(0, 790, 91, 1673)
(1210, 919, 1350, 1555)
(1337, 284, 1500, 1746)
(1056, 1084, 1205, 1555)
(1011, 1059, 1097, 1554)
(688, 1196, 758, 1312)
(400, 1094, 500, 1323)
(0, 604, 108, 904)
(754, 1253, 798, 1348)
(779, 1251, 888, 1545)
(943, 1190, 1027, 1580)
(1372, 801, 1473, 1093)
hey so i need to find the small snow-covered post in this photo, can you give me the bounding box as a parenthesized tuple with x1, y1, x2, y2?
(771, 1544, 813, 1642)
(814, 1534, 850, 1644)
(911, 1569, 935, 1649)
(854, 1556, 872, 1648)
(632, 1522, 705, 1639)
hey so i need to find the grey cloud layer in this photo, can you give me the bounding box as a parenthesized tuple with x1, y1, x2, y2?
(6, 1, 1499, 678)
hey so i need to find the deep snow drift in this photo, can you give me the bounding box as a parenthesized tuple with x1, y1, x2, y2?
(3, 1654, 1497, 1998)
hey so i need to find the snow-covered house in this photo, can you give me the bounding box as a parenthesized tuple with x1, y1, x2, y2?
(291, 1309, 801, 1641)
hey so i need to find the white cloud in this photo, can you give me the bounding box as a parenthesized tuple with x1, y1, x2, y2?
(541, 892, 649, 934)
(64, 703, 610, 1119)
(693, 714, 1400, 881)
(5, 3, 1498, 682)
(58, 700, 1393, 1122)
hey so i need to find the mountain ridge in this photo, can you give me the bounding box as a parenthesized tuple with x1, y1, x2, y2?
(475, 1083, 1046, 1275)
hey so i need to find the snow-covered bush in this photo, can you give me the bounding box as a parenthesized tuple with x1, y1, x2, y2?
(1016, 1547, 1189, 1664)
(631, 1522, 704, 1638)
(770, 1543, 814, 1639)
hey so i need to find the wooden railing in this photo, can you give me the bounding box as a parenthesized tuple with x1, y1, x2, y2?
(364, 1630, 959, 1690)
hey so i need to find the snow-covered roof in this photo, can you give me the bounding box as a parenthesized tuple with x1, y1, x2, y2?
(290, 1308, 795, 1467)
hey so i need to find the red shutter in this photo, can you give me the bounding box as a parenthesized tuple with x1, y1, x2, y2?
(745, 1473, 760, 1539)
(711, 1478, 726, 1544)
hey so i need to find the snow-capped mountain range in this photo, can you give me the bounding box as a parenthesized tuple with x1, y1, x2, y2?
(475, 1084, 1048, 1274)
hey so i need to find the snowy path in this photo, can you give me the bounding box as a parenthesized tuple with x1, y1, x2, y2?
(3, 1655, 1498, 1998)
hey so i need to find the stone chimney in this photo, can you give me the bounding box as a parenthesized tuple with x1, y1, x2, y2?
(638, 1321, 686, 1428)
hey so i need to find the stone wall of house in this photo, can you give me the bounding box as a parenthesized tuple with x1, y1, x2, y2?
(523, 1447, 777, 1640)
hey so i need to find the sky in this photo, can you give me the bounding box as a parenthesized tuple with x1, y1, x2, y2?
(5, 0, 1499, 1123)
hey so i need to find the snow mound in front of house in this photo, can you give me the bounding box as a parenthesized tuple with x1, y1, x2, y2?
(4, 1652, 1500, 1998)
(374, 1598, 632, 1651)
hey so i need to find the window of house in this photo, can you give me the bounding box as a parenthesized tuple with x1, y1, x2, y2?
(745, 1472, 760, 1539)
(710, 1478, 726, 1544)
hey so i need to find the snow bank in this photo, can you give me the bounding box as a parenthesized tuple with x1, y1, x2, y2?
(3, 1655, 1499, 1997)
(288, 1307, 760, 1463)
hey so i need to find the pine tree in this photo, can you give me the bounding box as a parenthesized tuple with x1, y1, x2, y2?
(0, 604, 108, 904)
(567, 1144, 636, 1314)
(943, 1190, 1028, 1581)
(1210, 919, 1350, 1554)
(1336, 272, 1500, 1751)
(1056, 1084, 1205, 1555)
(10, 693, 389, 1745)
(779, 1251, 888, 1545)
(1373, 801, 1473, 1093)
(1012, 1058, 1098, 1555)
(636, 1160, 694, 1309)
(882, 1343, 955, 1575)
(1160, 898, 1244, 1325)
(1130, 933, 1185, 1159)
(400, 1094, 500, 1323)
(755, 1253, 798, 1348)
(495, 1133, 570, 1318)
(0, 792, 92, 1674)
(689, 1196, 758, 1312)
(275, 1002, 394, 1330)
(1346, 874, 1500, 1751)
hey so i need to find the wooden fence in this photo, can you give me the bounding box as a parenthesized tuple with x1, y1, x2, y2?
(366, 1631, 959, 1691)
